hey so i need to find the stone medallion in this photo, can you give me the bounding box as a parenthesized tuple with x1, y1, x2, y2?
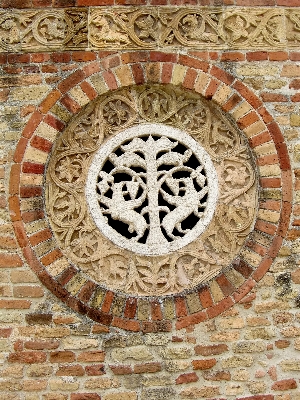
(45, 84, 258, 297)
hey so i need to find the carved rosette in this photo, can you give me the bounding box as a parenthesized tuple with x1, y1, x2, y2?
(45, 84, 258, 297)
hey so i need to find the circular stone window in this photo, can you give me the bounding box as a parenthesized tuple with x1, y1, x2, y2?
(45, 84, 258, 297)
(86, 124, 218, 256)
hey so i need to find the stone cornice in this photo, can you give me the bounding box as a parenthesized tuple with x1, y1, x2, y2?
(1, 6, 300, 52)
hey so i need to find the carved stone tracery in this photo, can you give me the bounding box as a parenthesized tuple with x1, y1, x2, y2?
(45, 84, 258, 296)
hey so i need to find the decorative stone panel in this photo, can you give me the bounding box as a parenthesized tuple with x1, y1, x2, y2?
(1, 7, 300, 52)
(9, 54, 292, 331)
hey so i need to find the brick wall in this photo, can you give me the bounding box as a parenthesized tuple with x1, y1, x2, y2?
(1, 3, 300, 400)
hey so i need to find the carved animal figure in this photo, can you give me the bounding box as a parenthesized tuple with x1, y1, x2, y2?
(182, 14, 218, 43)
(160, 176, 208, 240)
(98, 178, 147, 241)
(40, 17, 65, 40)
(92, 15, 130, 45)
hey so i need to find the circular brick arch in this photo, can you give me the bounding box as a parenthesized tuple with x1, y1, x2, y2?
(9, 52, 292, 332)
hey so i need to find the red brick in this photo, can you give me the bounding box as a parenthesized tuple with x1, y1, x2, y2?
(101, 291, 114, 313)
(100, 55, 121, 70)
(40, 248, 63, 266)
(205, 79, 220, 99)
(39, 90, 61, 114)
(290, 52, 300, 61)
(8, 351, 46, 363)
(20, 186, 43, 198)
(161, 63, 173, 84)
(131, 64, 145, 85)
(290, 78, 300, 89)
(211, 65, 235, 85)
(220, 52, 245, 62)
(188, 51, 209, 61)
(70, 394, 101, 400)
(22, 210, 44, 223)
(252, 257, 273, 282)
(271, 378, 297, 391)
(151, 300, 163, 321)
(0, 328, 12, 338)
(9, 164, 21, 195)
(24, 340, 59, 350)
(25, 313, 52, 325)
(222, 93, 242, 112)
(268, 51, 288, 61)
(142, 320, 172, 333)
(192, 358, 216, 370)
(150, 52, 177, 63)
(275, 339, 290, 349)
(56, 266, 77, 286)
(195, 344, 228, 356)
(58, 70, 85, 94)
(50, 351, 75, 363)
(0, 299, 30, 309)
(175, 296, 188, 318)
(110, 364, 132, 375)
(102, 71, 118, 90)
(31, 53, 51, 63)
(0, 253, 22, 268)
(0, 88, 9, 102)
(77, 351, 105, 362)
(278, 201, 292, 237)
(256, 154, 278, 166)
(233, 278, 256, 303)
(267, 121, 284, 144)
(124, 297, 137, 319)
(261, 93, 288, 102)
(260, 177, 281, 188)
(237, 111, 260, 129)
(215, 274, 235, 296)
(246, 51, 268, 61)
(14, 285, 44, 298)
(233, 81, 262, 109)
(176, 372, 198, 384)
(22, 110, 43, 139)
(121, 52, 149, 64)
(277, 0, 300, 5)
(85, 364, 105, 376)
(72, 52, 97, 63)
(51, 52, 71, 63)
(178, 54, 209, 72)
(249, 132, 272, 148)
(198, 287, 213, 308)
(8, 54, 30, 63)
(134, 362, 161, 374)
(236, 396, 274, 400)
(175, 311, 207, 330)
(291, 93, 300, 102)
(56, 365, 85, 376)
(42, 115, 64, 134)
(78, 281, 97, 303)
(259, 199, 281, 212)
(29, 228, 52, 246)
(267, 235, 283, 258)
(206, 296, 234, 319)
(255, 219, 277, 235)
(83, 61, 101, 77)
(31, 135, 53, 153)
(80, 81, 98, 100)
(183, 68, 197, 89)
(22, 162, 45, 174)
(60, 94, 81, 114)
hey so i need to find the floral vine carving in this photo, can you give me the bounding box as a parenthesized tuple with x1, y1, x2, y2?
(46, 85, 257, 296)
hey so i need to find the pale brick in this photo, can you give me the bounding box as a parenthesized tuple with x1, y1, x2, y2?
(62, 337, 98, 350)
(171, 65, 187, 85)
(160, 346, 192, 359)
(49, 379, 79, 391)
(10, 86, 50, 101)
(85, 377, 120, 389)
(103, 392, 137, 400)
(221, 355, 253, 368)
(111, 346, 153, 362)
(225, 383, 244, 396)
(280, 360, 300, 371)
(218, 317, 244, 330)
(179, 385, 220, 398)
(237, 65, 279, 76)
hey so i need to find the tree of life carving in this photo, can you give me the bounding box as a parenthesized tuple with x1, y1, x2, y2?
(86, 124, 218, 256)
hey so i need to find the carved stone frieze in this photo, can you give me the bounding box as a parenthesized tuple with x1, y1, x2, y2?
(0, 7, 299, 52)
(0, 9, 87, 52)
(45, 85, 258, 297)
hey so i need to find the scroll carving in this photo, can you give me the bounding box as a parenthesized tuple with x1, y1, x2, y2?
(46, 85, 258, 296)
(0, 7, 299, 52)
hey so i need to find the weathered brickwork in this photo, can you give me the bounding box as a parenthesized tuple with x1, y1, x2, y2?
(1, 2, 300, 399)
